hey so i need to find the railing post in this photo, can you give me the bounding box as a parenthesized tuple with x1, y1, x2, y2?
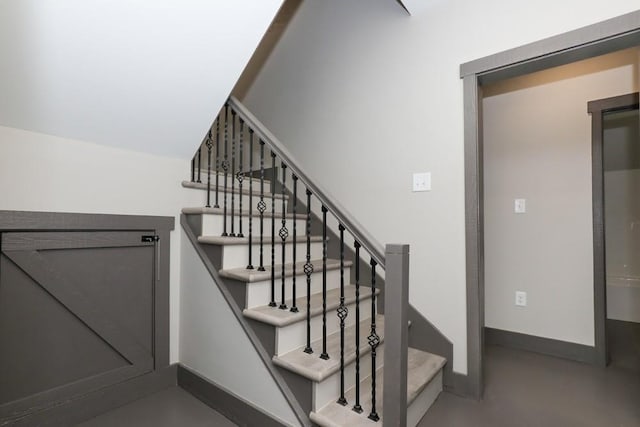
(382, 243, 409, 427)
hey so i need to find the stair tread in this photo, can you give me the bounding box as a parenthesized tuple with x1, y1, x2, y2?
(310, 348, 446, 426)
(243, 285, 379, 327)
(182, 206, 306, 220)
(220, 258, 352, 282)
(273, 315, 384, 382)
(182, 180, 287, 199)
(197, 234, 324, 246)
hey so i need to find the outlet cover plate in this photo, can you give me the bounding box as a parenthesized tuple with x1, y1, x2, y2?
(413, 172, 431, 192)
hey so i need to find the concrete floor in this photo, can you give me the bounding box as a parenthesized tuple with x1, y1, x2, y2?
(78, 340, 640, 427)
(76, 387, 236, 427)
(419, 342, 640, 426)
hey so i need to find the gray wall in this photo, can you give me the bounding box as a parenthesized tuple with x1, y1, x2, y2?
(482, 48, 639, 345)
(241, 0, 640, 373)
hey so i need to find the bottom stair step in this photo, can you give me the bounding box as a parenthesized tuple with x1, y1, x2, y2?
(309, 348, 446, 427)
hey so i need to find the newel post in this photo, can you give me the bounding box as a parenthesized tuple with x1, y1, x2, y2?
(383, 243, 409, 427)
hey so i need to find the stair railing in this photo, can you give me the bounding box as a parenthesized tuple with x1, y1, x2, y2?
(190, 97, 409, 426)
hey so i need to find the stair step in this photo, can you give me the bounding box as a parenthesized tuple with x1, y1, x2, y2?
(182, 206, 305, 220)
(191, 169, 269, 188)
(182, 180, 283, 199)
(221, 258, 349, 309)
(198, 234, 325, 271)
(273, 315, 385, 382)
(243, 285, 378, 328)
(220, 258, 350, 283)
(197, 234, 324, 246)
(309, 348, 446, 427)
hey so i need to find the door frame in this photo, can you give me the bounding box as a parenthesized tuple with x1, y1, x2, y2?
(460, 11, 640, 398)
(588, 92, 640, 365)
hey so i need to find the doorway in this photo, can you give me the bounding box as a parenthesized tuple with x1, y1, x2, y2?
(461, 11, 640, 397)
(589, 92, 640, 369)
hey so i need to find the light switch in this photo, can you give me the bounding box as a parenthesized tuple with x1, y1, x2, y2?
(413, 172, 431, 192)
(514, 198, 526, 213)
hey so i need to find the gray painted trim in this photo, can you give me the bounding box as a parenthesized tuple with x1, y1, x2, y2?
(0, 210, 174, 232)
(1, 365, 177, 426)
(460, 10, 640, 79)
(588, 92, 639, 367)
(463, 74, 484, 399)
(180, 214, 311, 427)
(177, 365, 287, 427)
(461, 12, 640, 399)
(485, 328, 597, 364)
(227, 96, 386, 268)
(382, 244, 409, 427)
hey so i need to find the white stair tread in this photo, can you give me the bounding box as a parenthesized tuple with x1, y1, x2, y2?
(273, 315, 384, 382)
(182, 180, 287, 199)
(310, 348, 446, 427)
(197, 234, 324, 246)
(220, 258, 351, 282)
(182, 206, 305, 220)
(243, 285, 380, 327)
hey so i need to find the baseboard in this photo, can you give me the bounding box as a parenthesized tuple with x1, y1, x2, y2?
(485, 327, 597, 364)
(2, 365, 178, 427)
(177, 365, 288, 427)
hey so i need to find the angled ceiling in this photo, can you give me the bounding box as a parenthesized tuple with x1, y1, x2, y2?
(0, 0, 283, 158)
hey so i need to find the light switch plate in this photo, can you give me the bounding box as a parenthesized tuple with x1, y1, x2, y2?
(514, 198, 526, 213)
(413, 172, 431, 192)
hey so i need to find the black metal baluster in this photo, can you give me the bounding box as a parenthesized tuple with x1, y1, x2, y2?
(352, 241, 363, 414)
(279, 164, 289, 310)
(214, 116, 220, 208)
(247, 130, 254, 270)
(269, 151, 277, 307)
(222, 105, 229, 236)
(303, 189, 313, 354)
(368, 259, 380, 422)
(191, 155, 195, 182)
(257, 141, 266, 271)
(237, 119, 245, 238)
(290, 175, 299, 313)
(197, 145, 202, 183)
(205, 130, 213, 208)
(320, 206, 329, 360)
(230, 111, 237, 237)
(337, 224, 348, 405)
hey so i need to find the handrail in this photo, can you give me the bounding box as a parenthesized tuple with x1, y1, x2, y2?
(227, 96, 386, 268)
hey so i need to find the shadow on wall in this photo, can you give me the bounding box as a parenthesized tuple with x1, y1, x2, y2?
(232, 0, 302, 100)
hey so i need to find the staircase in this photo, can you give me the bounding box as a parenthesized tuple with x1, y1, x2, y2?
(181, 97, 446, 426)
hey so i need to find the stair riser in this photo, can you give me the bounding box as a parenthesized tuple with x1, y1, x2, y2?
(192, 172, 272, 193)
(202, 215, 305, 238)
(194, 192, 288, 214)
(312, 342, 385, 412)
(408, 371, 442, 427)
(275, 297, 374, 356)
(245, 269, 342, 309)
(221, 240, 324, 270)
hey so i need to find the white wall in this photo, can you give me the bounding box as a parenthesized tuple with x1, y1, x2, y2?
(0, 126, 205, 362)
(179, 232, 299, 426)
(483, 49, 638, 345)
(0, 0, 283, 159)
(242, 0, 640, 373)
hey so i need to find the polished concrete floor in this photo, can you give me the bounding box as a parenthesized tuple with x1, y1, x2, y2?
(419, 342, 640, 426)
(76, 387, 236, 427)
(78, 340, 640, 426)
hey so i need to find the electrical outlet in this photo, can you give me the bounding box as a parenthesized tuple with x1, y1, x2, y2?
(515, 291, 527, 307)
(514, 198, 526, 213)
